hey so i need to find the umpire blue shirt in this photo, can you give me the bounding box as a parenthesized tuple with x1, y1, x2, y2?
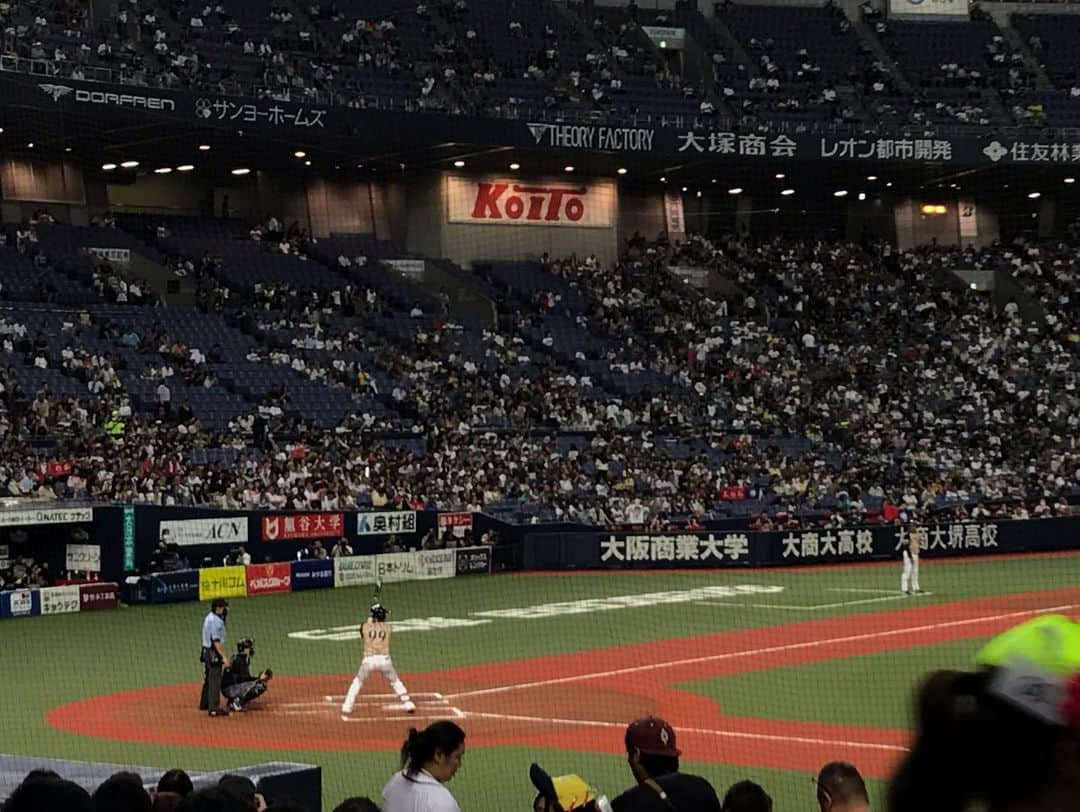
(202, 611, 225, 648)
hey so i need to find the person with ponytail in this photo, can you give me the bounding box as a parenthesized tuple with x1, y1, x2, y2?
(888, 614, 1080, 812)
(382, 721, 466, 812)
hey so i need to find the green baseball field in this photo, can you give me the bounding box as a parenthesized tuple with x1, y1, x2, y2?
(4, 552, 1078, 810)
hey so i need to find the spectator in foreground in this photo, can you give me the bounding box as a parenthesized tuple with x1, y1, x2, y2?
(611, 716, 721, 811)
(176, 787, 251, 812)
(814, 762, 867, 811)
(721, 780, 772, 812)
(332, 799, 381, 812)
(157, 770, 194, 798)
(4, 772, 93, 812)
(382, 720, 466, 812)
(92, 771, 152, 812)
(888, 614, 1080, 812)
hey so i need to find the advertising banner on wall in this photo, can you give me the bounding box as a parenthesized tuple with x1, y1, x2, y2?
(356, 511, 416, 536)
(455, 546, 492, 576)
(958, 198, 978, 238)
(261, 513, 344, 541)
(291, 558, 334, 590)
(0, 589, 40, 619)
(376, 550, 456, 582)
(198, 565, 248, 600)
(65, 543, 101, 572)
(0, 506, 93, 526)
(160, 517, 248, 546)
(447, 176, 616, 228)
(889, 0, 969, 18)
(590, 519, 1072, 570)
(79, 582, 118, 611)
(437, 512, 472, 538)
(246, 562, 292, 596)
(40, 585, 81, 615)
(334, 555, 378, 588)
(150, 569, 199, 603)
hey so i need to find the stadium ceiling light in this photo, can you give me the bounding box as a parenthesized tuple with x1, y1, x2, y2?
(774, 173, 785, 179)
(176, 165, 195, 172)
(833, 190, 848, 197)
(1028, 191, 1041, 199)
(102, 163, 117, 171)
(660, 176, 667, 183)
(711, 178, 717, 183)
(65, 147, 72, 153)
(681, 186, 688, 192)
(153, 167, 172, 174)
(886, 181, 893, 188)
(453, 160, 465, 167)
(617, 167, 627, 175)
(728, 187, 742, 195)
(509, 162, 521, 170)
(198, 144, 211, 151)
(564, 165, 575, 172)
(867, 175, 878, 181)
(231, 168, 251, 176)
(294, 150, 306, 158)
(304, 160, 312, 166)
(120, 160, 139, 168)
(696, 190, 702, 198)
(780, 188, 795, 196)
(858, 192, 866, 201)
(1065, 177, 1076, 184)
(26, 142, 34, 148)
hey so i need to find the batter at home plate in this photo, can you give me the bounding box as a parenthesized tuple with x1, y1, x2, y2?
(341, 595, 416, 718)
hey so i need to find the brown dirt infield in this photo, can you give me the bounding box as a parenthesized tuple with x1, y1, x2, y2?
(45, 588, 1080, 778)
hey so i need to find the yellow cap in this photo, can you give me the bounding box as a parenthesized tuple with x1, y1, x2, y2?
(975, 615, 1080, 676)
(551, 774, 595, 810)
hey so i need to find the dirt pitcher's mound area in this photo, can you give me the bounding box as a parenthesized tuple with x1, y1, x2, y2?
(45, 591, 1078, 777)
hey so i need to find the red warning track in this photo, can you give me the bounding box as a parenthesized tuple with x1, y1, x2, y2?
(45, 588, 1080, 778)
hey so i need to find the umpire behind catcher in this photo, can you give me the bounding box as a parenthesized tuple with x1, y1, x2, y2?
(199, 598, 230, 717)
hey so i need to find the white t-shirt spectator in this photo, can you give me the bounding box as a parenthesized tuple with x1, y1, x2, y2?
(156, 382, 171, 405)
(382, 771, 460, 812)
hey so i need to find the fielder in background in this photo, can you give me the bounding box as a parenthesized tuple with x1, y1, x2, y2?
(341, 601, 416, 717)
(901, 532, 921, 595)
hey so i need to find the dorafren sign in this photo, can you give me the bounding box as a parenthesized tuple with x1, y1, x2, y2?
(0, 507, 93, 527)
(889, 0, 968, 17)
(159, 517, 248, 546)
(447, 177, 615, 228)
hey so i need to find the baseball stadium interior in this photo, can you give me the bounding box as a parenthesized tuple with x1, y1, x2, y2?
(0, 0, 1078, 810)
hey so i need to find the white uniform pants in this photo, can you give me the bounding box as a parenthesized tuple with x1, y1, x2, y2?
(342, 655, 413, 713)
(901, 551, 920, 593)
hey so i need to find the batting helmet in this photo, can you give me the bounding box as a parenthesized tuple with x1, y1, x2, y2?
(370, 603, 388, 621)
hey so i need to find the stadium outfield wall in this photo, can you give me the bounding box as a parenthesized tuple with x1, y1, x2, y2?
(0, 506, 1077, 621)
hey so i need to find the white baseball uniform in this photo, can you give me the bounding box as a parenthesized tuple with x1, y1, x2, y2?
(342, 617, 414, 714)
(901, 537, 920, 594)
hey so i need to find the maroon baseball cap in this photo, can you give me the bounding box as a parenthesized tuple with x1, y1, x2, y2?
(625, 716, 681, 757)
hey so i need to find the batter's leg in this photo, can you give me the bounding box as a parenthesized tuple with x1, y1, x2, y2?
(341, 658, 374, 715)
(901, 552, 912, 594)
(382, 660, 415, 712)
(912, 557, 920, 593)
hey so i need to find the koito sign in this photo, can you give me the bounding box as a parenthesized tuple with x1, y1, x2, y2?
(447, 177, 614, 228)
